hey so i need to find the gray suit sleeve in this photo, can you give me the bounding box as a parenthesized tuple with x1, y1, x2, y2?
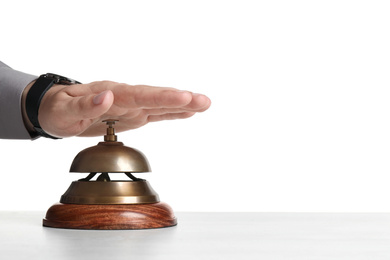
(0, 61, 37, 139)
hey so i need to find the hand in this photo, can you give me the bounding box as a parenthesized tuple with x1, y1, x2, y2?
(23, 81, 211, 138)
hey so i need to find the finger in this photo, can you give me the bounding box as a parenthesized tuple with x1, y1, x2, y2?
(183, 93, 212, 112)
(114, 85, 194, 109)
(147, 112, 196, 122)
(144, 108, 189, 116)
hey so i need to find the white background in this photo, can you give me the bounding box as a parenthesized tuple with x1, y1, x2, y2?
(1, 0, 390, 212)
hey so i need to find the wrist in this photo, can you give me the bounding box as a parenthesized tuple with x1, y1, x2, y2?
(37, 84, 66, 137)
(22, 80, 63, 138)
(24, 73, 81, 139)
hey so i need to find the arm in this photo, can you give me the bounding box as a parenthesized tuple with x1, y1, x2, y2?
(36, 80, 211, 138)
(0, 61, 37, 139)
(1, 63, 210, 139)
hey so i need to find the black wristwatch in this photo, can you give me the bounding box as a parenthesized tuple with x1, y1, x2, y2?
(25, 73, 81, 139)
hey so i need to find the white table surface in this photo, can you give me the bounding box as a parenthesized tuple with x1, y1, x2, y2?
(0, 212, 389, 259)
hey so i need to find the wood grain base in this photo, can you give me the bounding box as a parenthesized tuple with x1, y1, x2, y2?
(43, 202, 177, 230)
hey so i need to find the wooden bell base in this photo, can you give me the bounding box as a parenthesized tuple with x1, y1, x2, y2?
(43, 202, 177, 230)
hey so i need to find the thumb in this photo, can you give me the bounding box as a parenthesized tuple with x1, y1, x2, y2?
(93, 90, 114, 107)
(39, 90, 114, 138)
(72, 90, 114, 120)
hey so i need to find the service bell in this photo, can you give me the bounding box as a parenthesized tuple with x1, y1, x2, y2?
(43, 120, 177, 230)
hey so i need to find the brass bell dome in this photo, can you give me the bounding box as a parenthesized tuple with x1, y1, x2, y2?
(70, 120, 151, 173)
